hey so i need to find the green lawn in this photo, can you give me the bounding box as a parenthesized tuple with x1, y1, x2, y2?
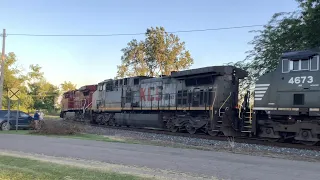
(0, 130, 129, 143)
(43, 115, 61, 120)
(0, 129, 210, 151)
(0, 155, 149, 180)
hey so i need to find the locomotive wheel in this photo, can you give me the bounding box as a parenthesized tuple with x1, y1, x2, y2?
(108, 118, 116, 126)
(208, 130, 219, 136)
(266, 138, 279, 143)
(166, 120, 178, 133)
(186, 123, 196, 134)
(79, 113, 85, 121)
(96, 114, 104, 125)
(169, 125, 178, 133)
(300, 140, 319, 146)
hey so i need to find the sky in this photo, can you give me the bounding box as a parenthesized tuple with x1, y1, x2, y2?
(1, 0, 298, 89)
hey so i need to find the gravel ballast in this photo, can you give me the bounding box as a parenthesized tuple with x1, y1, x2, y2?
(73, 123, 320, 162)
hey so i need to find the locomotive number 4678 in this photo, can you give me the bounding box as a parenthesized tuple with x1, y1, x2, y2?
(288, 76, 314, 84)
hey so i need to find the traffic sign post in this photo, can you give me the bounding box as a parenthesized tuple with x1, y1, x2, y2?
(7, 98, 10, 130)
(7, 88, 20, 131)
(15, 100, 20, 131)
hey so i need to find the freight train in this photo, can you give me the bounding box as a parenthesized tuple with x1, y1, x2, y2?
(60, 49, 320, 146)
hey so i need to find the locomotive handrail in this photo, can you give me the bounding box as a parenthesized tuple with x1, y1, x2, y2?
(249, 104, 253, 123)
(82, 99, 87, 114)
(219, 92, 232, 117)
(83, 101, 92, 114)
(210, 90, 217, 120)
(238, 103, 242, 119)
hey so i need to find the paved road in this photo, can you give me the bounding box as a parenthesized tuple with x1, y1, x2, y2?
(0, 134, 319, 180)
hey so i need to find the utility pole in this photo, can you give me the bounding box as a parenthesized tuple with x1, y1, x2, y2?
(0, 29, 6, 110)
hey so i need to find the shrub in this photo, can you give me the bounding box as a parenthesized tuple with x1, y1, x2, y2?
(30, 120, 83, 135)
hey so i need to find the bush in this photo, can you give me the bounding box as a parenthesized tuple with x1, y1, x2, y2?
(30, 120, 83, 135)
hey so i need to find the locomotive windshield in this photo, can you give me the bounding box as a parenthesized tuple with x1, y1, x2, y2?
(282, 55, 319, 73)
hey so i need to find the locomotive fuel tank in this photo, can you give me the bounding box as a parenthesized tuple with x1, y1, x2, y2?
(253, 49, 320, 145)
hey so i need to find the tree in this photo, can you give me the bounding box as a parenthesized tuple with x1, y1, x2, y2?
(230, 0, 320, 92)
(1, 52, 34, 112)
(37, 79, 60, 111)
(0, 52, 61, 113)
(26, 64, 60, 112)
(117, 26, 194, 78)
(60, 81, 77, 92)
(28, 64, 44, 82)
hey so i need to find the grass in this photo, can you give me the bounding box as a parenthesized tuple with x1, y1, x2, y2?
(26, 115, 60, 120)
(43, 115, 61, 120)
(0, 129, 211, 151)
(0, 119, 201, 150)
(60, 133, 132, 143)
(0, 130, 128, 143)
(0, 155, 149, 180)
(0, 130, 29, 135)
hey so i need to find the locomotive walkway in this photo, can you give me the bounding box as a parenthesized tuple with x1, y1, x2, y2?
(0, 134, 319, 180)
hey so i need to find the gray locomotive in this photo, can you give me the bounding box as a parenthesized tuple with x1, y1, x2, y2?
(91, 65, 250, 137)
(253, 48, 320, 145)
(62, 48, 320, 146)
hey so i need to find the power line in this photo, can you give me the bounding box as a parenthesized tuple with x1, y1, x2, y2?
(6, 24, 265, 37)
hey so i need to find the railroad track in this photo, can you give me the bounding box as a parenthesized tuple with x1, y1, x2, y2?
(67, 119, 320, 151)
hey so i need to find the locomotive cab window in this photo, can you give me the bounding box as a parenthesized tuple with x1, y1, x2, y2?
(310, 55, 319, 71)
(282, 55, 319, 73)
(282, 59, 290, 73)
(301, 60, 309, 70)
(98, 84, 103, 91)
(83, 91, 89, 96)
(134, 78, 139, 85)
(292, 60, 300, 70)
(291, 59, 309, 71)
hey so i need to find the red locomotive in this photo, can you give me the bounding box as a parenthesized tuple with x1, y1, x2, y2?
(60, 84, 97, 120)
